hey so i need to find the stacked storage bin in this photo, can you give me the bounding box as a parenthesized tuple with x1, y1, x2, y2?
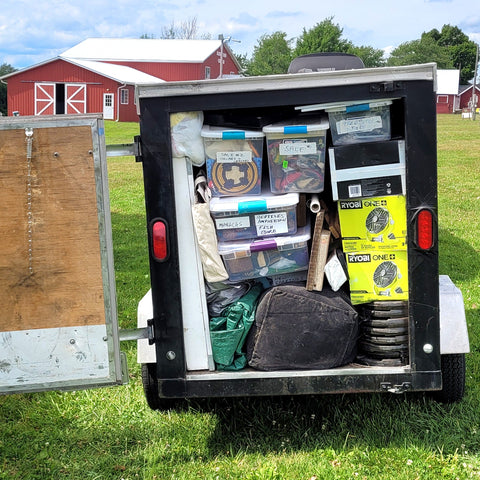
(324, 100, 409, 365)
(201, 126, 314, 282)
(262, 119, 329, 194)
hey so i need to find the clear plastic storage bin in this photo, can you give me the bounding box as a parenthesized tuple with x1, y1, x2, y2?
(325, 100, 392, 145)
(218, 225, 311, 282)
(210, 192, 299, 241)
(201, 126, 264, 196)
(262, 119, 328, 194)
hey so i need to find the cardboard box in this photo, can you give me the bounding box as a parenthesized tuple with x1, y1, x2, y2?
(210, 192, 299, 241)
(329, 140, 406, 201)
(338, 194, 407, 251)
(345, 250, 409, 305)
(201, 126, 264, 196)
(262, 119, 329, 194)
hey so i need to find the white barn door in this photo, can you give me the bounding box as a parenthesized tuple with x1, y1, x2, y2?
(66, 84, 87, 114)
(35, 83, 55, 115)
(103, 93, 114, 120)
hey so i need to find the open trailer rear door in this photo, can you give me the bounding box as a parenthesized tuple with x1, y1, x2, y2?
(0, 114, 126, 394)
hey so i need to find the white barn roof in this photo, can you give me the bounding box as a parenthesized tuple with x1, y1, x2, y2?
(0, 56, 164, 85)
(64, 58, 163, 84)
(436, 69, 460, 95)
(61, 38, 223, 63)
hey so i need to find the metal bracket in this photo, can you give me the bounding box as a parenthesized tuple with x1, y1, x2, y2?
(380, 382, 412, 394)
(118, 318, 154, 344)
(106, 135, 142, 162)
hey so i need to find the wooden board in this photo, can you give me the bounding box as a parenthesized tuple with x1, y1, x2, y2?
(0, 125, 105, 331)
(306, 211, 331, 291)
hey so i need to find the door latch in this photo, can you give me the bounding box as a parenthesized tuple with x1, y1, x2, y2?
(380, 382, 412, 394)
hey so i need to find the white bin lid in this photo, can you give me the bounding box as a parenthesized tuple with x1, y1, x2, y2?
(209, 192, 299, 214)
(218, 224, 311, 255)
(262, 118, 329, 134)
(297, 98, 394, 114)
(201, 125, 264, 139)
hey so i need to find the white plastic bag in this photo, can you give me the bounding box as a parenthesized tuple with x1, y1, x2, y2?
(170, 112, 205, 166)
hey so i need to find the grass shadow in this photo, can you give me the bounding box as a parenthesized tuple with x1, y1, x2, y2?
(438, 227, 480, 284)
(193, 390, 480, 458)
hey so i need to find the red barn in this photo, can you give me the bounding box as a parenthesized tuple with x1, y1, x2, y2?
(1, 38, 241, 122)
(458, 84, 480, 111)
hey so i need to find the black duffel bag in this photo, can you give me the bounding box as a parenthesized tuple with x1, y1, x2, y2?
(246, 284, 358, 371)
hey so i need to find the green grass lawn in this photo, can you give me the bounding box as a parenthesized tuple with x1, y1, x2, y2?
(1, 116, 479, 479)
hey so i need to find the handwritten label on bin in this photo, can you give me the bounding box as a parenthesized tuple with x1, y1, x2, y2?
(215, 216, 251, 230)
(279, 141, 317, 156)
(336, 116, 382, 134)
(255, 212, 288, 236)
(217, 151, 252, 163)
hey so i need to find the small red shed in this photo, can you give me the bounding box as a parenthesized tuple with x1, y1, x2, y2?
(1, 38, 241, 121)
(458, 84, 480, 111)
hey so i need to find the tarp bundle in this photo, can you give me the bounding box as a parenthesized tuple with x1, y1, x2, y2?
(209, 283, 263, 371)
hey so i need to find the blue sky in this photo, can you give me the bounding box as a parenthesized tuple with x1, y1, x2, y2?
(1, 0, 479, 70)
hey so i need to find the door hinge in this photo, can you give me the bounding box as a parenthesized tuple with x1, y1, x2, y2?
(133, 135, 143, 163)
(370, 81, 404, 93)
(380, 382, 412, 394)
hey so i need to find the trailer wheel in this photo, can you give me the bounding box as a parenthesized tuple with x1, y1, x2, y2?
(430, 353, 466, 403)
(141, 363, 162, 410)
(141, 363, 184, 411)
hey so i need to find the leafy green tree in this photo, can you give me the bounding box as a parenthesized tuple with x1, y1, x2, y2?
(420, 25, 476, 83)
(0, 63, 16, 115)
(387, 36, 453, 69)
(435, 24, 470, 47)
(451, 42, 477, 84)
(233, 52, 249, 75)
(294, 17, 352, 57)
(246, 31, 293, 76)
(423, 28, 441, 43)
(348, 45, 386, 67)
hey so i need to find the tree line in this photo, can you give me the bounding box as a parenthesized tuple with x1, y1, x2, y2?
(242, 18, 477, 84)
(0, 17, 477, 115)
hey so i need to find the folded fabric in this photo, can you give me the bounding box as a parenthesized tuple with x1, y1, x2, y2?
(191, 173, 229, 283)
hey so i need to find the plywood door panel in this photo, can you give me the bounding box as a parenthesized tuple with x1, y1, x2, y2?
(0, 125, 105, 332)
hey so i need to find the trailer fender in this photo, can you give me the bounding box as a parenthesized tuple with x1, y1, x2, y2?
(137, 289, 156, 364)
(439, 275, 470, 354)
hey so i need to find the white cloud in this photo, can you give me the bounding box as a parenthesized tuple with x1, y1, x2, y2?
(1, 0, 479, 68)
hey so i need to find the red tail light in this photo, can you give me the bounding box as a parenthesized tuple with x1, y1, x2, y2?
(416, 209, 434, 250)
(152, 220, 168, 261)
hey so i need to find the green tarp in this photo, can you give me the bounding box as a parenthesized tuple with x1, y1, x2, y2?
(209, 283, 263, 371)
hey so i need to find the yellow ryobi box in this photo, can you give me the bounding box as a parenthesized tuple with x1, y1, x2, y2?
(345, 250, 409, 305)
(338, 195, 407, 252)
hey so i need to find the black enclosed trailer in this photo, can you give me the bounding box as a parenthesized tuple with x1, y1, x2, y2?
(0, 64, 469, 404)
(134, 63, 469, 408)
